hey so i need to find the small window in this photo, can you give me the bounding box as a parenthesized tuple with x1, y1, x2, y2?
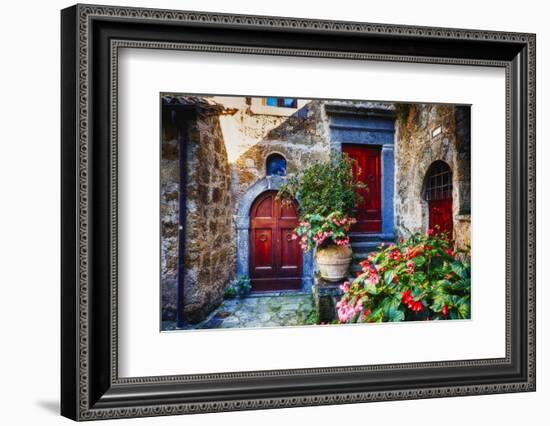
(423, 161, 452, 201)
(266, 153, 287, 176)
(265, 97, 298, 108)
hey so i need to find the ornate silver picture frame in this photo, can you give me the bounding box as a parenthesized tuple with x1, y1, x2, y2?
(61, 4, 535, 421)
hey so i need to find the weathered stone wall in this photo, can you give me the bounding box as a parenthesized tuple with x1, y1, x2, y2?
(394, 104, 471, 249)
(230, 100, 332, 211)
(182, 112, 236, 323)
(160, 106, 235, 323)
(160, 114, 180, 321)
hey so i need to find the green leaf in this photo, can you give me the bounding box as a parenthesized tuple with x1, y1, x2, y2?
(449, 279, 471, 292)
(395, 263, 406, 274)
(380, 297, 402, 321)
(369, 308, 384, 322)
(412, 272, 426, 283)
(383, 269, 396, 285)
(457, 300, 471, 319)
(431, 294, 448, 312)
(413, 256, 426, 267)
(365, 281, 378, 295)
(451, 261, 469, 279)
(389, 309, 405, 322)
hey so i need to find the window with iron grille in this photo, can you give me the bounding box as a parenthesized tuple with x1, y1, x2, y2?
(423, 161, 452, 201)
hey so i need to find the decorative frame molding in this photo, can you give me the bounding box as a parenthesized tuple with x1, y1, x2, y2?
(61, 4, 535, 421)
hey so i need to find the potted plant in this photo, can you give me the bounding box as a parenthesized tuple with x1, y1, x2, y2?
(277, 154, 364, 282)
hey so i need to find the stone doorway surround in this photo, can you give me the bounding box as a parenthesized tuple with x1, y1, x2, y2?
(325, 103, 396, 238)
(236, 175, 314, 292)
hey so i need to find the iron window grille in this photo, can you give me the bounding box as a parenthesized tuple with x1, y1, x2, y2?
(423, 161, 452, 201)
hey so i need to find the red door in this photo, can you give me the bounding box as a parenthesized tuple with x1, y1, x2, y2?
(342, 144, 382, 233)
(250, 191, 302, 291)
(429, 199, 453, 238)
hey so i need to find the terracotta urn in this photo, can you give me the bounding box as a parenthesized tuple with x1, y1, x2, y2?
(315, 244, 353, 282)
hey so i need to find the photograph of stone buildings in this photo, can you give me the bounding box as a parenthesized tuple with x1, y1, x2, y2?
(161, 95, 472, 331)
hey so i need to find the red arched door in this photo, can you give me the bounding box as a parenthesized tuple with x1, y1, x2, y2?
(424, 161, 453, 238)
(250, 191, 302, 291)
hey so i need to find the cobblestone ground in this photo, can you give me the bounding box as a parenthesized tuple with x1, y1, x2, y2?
(162, 293, 315, 331)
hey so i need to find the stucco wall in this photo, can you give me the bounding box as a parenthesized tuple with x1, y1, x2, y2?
(394, 103, 471, 249)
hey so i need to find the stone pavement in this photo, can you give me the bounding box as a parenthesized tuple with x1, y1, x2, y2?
(162, 293, 315, 331)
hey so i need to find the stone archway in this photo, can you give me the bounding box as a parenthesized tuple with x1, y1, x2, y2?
(235, 176, 314, 292)
(422, 160, 454, 238)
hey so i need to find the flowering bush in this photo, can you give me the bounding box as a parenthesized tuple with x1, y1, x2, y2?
(277, 154, 365, 253)
(292, 211, 356, 252)
(336, 230, 471, 323)
(277, 154, 364, 217)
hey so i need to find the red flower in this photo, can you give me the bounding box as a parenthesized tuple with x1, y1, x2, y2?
(359, 259, 371, 271)
(442, 304, 448, 316)
(427, 228, 434, 236)
(402, 289, 424, 312)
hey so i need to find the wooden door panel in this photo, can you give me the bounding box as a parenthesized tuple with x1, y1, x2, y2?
(250, 191, 302, 291)
(253, 193, 274, 218)
(429, 199, 453, 237)
(279, 228, 302, 275)
(251, 229, 273, 271)
(342, 144, 382, 233)
(279, 202, 298, 219)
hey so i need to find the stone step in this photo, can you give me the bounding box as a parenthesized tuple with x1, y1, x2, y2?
(349, 232, 394, 243)
(350, 241, 384, 251)
(352, 251, 373, 260)
(348, 233, 396, 276)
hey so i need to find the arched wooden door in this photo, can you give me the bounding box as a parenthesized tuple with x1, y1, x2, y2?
(249, 191, 302, 291)
(424, 161, 453, 238)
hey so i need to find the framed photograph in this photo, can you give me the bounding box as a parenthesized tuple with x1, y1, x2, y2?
(61, 4, 536, 421)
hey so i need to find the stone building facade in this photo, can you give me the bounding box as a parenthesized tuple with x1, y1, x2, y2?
(393, 103, 471, 249)
(161, 95, 471, 324)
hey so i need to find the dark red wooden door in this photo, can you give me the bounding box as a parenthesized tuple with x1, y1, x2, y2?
(429, 199, 453, 238)
(250, 191, 302, 291)
(342, 144, 382, 233)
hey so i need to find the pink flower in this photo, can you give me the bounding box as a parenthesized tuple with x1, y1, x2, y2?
(427, 228, 434, 236)
(339, 281, 350, 292)
(366, 272, 380, 285)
